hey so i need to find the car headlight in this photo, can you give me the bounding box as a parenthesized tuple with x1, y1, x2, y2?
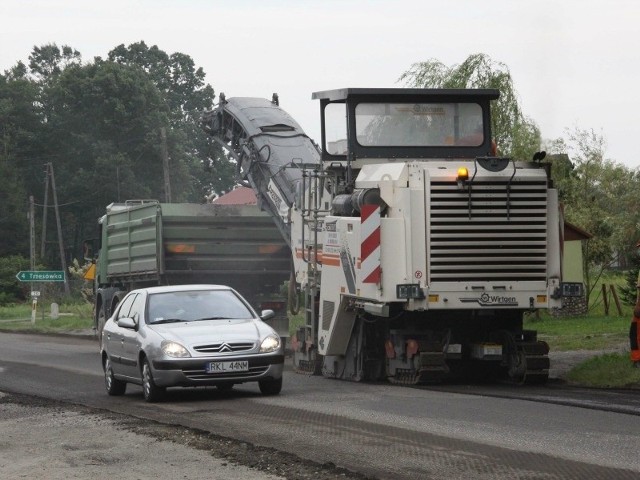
(161, 341, 191, 358)
(260, 335, 281, 353)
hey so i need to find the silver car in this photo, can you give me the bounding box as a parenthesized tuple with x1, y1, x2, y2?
(100, 284, 284, 402)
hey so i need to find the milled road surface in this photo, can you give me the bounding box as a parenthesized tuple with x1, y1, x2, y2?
(0, 390, 375, 480)
(0, 392, 288, 480)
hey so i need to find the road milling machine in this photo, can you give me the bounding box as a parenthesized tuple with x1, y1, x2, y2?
(202, 88, 563, 384)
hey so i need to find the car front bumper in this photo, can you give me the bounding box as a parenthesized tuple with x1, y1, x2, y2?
(151, 353, 285, 387)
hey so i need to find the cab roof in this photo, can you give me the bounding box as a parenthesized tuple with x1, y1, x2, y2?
(312, 88, 500, 102)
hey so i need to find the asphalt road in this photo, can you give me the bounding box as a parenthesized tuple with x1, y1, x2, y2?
(1, 332, 640, 479)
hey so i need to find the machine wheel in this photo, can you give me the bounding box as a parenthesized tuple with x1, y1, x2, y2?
(506, 342, 550, 385)
(104, 357, 126, 396)
(258, 377, 282, 396)
(142, 358, 165, 402)
(507, 351, 527, 384)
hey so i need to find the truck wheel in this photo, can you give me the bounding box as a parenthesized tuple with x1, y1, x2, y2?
(104, 357, 126, 396)
(142, 358, 165, 402)
(258, 377, 282, 395)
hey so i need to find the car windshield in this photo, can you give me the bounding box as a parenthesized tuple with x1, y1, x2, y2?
(147, 290, 254, 324)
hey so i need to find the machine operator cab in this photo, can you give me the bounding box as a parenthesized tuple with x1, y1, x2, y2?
(312, 88, 499, 164)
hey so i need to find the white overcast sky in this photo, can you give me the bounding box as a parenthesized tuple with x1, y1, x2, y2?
(1, 0, 638, 166)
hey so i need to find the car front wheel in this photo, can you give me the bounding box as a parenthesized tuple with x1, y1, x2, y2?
(142, 358, 165, 402)
(258, 377, 282, 396)
(104, 357, 126, 396)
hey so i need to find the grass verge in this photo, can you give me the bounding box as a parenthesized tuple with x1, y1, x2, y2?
(566, 353, 640, 388)
(525, 313, 629, 351)
(0, 302, 93, 333)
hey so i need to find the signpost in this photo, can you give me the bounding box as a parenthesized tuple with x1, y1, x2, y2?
(16, 271, 66, 324)
(15, 271, 65, 282)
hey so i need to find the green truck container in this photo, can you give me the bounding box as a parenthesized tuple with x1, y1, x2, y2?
(93, 200, 291, 340)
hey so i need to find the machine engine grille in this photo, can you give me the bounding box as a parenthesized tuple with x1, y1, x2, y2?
(429, 178, 548, 282)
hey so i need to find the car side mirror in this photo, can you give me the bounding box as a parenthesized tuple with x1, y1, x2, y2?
(117, 317, 136, 329)
(260, 309, 275, 321)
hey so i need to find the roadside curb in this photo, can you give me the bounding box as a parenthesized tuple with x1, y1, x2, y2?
(0, 328, 97, 340)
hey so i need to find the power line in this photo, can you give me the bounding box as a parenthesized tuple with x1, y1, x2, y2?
(33, 200, 79, 208)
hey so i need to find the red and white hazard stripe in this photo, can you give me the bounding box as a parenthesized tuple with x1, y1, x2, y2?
(360, 204, 381, 284)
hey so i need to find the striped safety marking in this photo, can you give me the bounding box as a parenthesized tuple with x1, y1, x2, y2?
(360, 204, 381, 284)
(295, 248, 324, 263)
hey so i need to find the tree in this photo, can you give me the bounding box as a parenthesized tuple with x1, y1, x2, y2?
(0, 42, 239, 266)
(36, 60, 176, 259)
(108, 42, 233, 198)
(28, 43, 81, 83)
(0, 255, 30, 304)
(620, 254, 640, 306)
(1, 42, 234, 263)
(0, 160, 28, 256)
(399, 53, 541, 160)
(0, 71, 41, 256)
(547, 127, 640, 304)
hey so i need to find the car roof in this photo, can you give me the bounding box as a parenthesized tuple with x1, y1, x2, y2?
(130, 284, 233, 295)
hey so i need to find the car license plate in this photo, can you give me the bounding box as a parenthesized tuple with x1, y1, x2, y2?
(206, 361, 249, 373)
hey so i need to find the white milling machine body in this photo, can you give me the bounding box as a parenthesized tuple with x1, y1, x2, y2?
(202, 88, 563, 384)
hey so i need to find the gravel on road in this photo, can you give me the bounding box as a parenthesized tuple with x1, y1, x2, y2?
(0, 391, 371, 480)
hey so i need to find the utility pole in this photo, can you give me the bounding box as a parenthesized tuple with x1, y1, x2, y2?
(40, 164, 50, 260)
(161, 127, 172, 203)
(29, 195, 37, 324)
(47, 163, 70, 295)
(29, 195, 35, 270)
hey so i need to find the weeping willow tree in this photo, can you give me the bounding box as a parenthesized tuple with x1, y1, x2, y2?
(399, 53, 541, 160)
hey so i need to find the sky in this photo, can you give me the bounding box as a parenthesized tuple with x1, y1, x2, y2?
(1, 0, 639, 167)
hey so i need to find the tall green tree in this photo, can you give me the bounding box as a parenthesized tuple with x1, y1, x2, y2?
(547, 127, 640, 303)
(0, 69, 41, 256)
(28, 44, 81, 84)
(399, 53, 541, 160)
(0, 255, 30, 304)
(1, 42, 233, 263)
(108, 41, 233, 198)
(36, 59, 175, 260)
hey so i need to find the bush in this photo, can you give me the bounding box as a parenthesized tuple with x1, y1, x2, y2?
(620, 254, 640, 306)
(0, 255, 30, 305)
(68, 258, 95, 305)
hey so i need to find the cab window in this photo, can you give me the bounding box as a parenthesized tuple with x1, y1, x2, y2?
(324, 102, 348, 155)
(355, 102, 483, 147)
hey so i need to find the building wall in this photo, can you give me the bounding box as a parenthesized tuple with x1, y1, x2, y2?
(562, 240, 584, 282)
(550, 239, 588, 317)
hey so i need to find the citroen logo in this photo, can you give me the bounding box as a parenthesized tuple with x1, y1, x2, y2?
(218, 343, 232, 352)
